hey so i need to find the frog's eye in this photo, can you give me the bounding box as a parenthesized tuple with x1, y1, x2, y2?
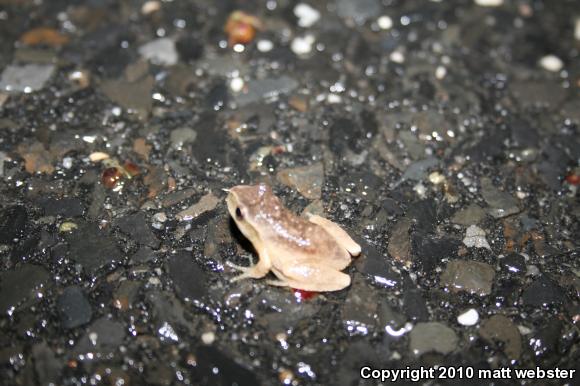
(235, 207, 243, 220)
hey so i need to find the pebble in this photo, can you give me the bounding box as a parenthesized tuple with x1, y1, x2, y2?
(428, 171, 446, 185)
(474, 0, 503, 6)
(67, 222, 122, 273)
(451, 204, 487, 225)
(235, 76, 298, 106)
(389, 50, 405, 64)
(138, 38, 179, 66)
(538, 54, 563, 72)
(479, 315, 521, 359)
(0, 63, 55, 93)
(115, 212, 160, 248)
(56, 286, 92, 329)
(435, 65, 447, 79)
(521, 275, 564, 308)
(440, 260, 495, 296)
(341, 276, 378, 336)
(463, 225, 491, 250)
(387, 217, 412, 265)
(480, 178, 520, 218)
(170, 127, 197, 149)
(167, 251, 207, 303)
(277, 162, 323, 200)
(256, 39, 273, 52)
(0, 264, 50, 314)
(575, 18, 580, 40)
(291, 34, 315, 56)
(176, 193, 219, 221)
(377, 15, 393, 30)
(73, 318, 126, 356)
(230, 77, 245, 92)
(141, 0, 161, 15)
(409, 322, 458, 356)
(457, 309, 479, 326)
(201, 331, 215, 345)
(336, 0, 381, 24)
(153, 212, 167, 223)
(294, 3, 320, 28)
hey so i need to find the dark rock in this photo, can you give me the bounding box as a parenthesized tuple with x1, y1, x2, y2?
(407, 199, 437, 235)
(252, 289, 320, 336)
(522, 275, 564, 308)
(207, 81, 229, 111)
(529, 319, 563, 364)
(413, 235, 460, 273)
(131, 245, 156, 263)
(31, 342, 60, 386)
(115, 212, 160, 249)
(500, 253, 526, 275)
(167, 251, 207, 303)
(402, 287, 429, 322)
(57, 286, 92, 329)
(175, 36, 203, 62)
(354, 239, 399, 288)
(341, 276, 378, 335)
(440, 260, 496, 296)
(479, 315, 522, 360)
(73, 317, 126, 356)
(193, 346, 260, 386)
(0, 205, 27, 244)
(37, 197, 85, 217)
(67, 222, 123, 274)
(0, 264, 50, 314)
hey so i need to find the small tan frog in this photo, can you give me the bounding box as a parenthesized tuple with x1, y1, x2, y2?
(225, 183, 361, 291)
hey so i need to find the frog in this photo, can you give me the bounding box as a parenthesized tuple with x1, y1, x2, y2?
(225, 183, 361, 291)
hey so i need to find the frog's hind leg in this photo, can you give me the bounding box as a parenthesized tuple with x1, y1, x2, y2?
(306, 214, 362, 256)
(272, 262, 352, 292)
(227, 249, 271, 282)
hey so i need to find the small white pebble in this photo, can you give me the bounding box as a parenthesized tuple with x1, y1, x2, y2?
(463, 225, 491, 250)
(428, 171, 446, 185)
(539, 54, 563, 72)
(326, 93, 342, 104)
(474, 0, 503, 7)
(435, 65, 447, 79)
(230, 77, 245, 92)
(413, 182, 427, 198)
(153, 212, 167, 223)
(516, 191, 528, 199)
(517, 325, 532, 335)
(377, 15, 393, 30)
(291, 34, 315, 56)
(62, 157, 73, 169)
(257, 39, 274, 52)
(89, 152, 110, 162)
(148, 277, 161, 286)
(575, 18, 580, 41)
(201, 331, 215, 345)
(389, 50, 405, 64)
(457, 309, 479, 326)
(294, 3, 320, 28)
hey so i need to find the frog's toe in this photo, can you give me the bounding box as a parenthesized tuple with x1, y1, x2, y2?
(226, 260, 269, 281)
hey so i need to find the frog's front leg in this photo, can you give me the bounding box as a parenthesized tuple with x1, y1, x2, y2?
(227, 248, 271, 282)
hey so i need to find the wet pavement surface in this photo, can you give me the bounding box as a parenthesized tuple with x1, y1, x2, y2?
(0, 0, 579, 385)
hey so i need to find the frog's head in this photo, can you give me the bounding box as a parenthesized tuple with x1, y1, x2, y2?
(226, 183, 273, 240)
